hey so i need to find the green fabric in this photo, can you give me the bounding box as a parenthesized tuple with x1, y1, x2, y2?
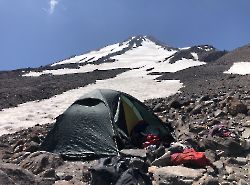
(41, 89, 172, 160)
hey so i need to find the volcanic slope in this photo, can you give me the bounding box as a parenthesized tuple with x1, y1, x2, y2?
(0, 36, 223, 110)
(157, 42, 250, 98)
(0, 35, 227, 135)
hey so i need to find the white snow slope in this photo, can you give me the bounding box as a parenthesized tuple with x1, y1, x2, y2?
(0, 37, 206, 135)
(23, 37, 205, 76)
(224, 62, 250, 75)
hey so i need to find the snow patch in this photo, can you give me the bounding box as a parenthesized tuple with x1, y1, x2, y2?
(50, 41, 130, 67)
(191, 52, 199, 60)
(180, 47, 190, 50)
(224, 62, 250, 75)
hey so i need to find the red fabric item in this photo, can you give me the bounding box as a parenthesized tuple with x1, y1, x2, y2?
(171, 148, 212, 168)
(142, 134, 161, 148)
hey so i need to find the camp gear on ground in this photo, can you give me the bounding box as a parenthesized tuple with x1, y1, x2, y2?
(146, 145, 166, 163)
(168, 142, 188, 153)
(209, 125, 236, 138)
(41, 89, 173, 159)
(90, 156, 151, 185)
(130, 121, 149, 147)
(143, 134, 161, 148)
(170, 148, 212, 168)
(146, 144, 157, 151)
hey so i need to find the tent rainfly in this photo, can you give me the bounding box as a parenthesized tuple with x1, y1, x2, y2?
(41, 89, 173, 159)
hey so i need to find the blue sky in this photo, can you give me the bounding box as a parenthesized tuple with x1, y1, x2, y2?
(1, 0, 250, 70)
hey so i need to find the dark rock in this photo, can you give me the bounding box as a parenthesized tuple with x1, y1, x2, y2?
(14, 145, 24, 153)
(147, 145, 166, 163)
(0, 170, 16, 185)
(13, 140, 25, 150)
(169, 99, 182, 109)
(115, 168, 151, 185)
(198, 95, 210, 102)
(20, 151, 64, 174)
(62, 175, 73, 181)
(194, 175, 219, 185)
(189, 124, 206, 134)
(24, 141, 40, 152)
(203, 177, 219, 185)
(10, 152, 31, 164)
(29, 134, 41, 144)
(227, 97, 248, 116)
(82, 165, 91, 183)
(40, 168, 56, 178)
(0, 146, 12, 160)
(200, 137, 245, 156)
(37, 178, 55, 185)
(54, 180, 75, 185)
(207, 119, 221, 126)
(226, 157, 247, 166)
(0, 162, 36, 185)
(153, 103, 163, 112)
(191, 104, 203, 115)
(129, 157, 148, 173)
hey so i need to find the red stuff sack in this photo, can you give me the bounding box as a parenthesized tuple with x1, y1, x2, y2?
(142, 134, 160, 148)
(171, 148, 212, 168)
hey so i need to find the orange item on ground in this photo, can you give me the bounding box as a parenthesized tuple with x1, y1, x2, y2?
(170, 148, 212, 168)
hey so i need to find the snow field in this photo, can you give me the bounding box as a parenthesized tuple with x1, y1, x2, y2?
(224, 62, 250, 75)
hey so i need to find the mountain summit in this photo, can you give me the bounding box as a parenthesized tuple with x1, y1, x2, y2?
(23, 35, 224, 77)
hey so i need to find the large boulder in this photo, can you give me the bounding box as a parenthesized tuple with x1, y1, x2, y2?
(150, 166, 205, 185)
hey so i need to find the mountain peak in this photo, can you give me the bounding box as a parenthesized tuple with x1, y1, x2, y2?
(122, 35, 177, 51)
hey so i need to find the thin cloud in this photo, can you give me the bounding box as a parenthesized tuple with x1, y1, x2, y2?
(49, 0, 59, 14)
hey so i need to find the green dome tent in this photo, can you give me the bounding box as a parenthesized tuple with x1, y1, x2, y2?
(41, 89, 173, 159)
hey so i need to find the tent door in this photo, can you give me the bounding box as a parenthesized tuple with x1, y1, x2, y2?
(121, 96, 143, 135)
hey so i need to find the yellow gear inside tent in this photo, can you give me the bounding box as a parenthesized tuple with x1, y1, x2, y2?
(121, 95, 143, 135)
